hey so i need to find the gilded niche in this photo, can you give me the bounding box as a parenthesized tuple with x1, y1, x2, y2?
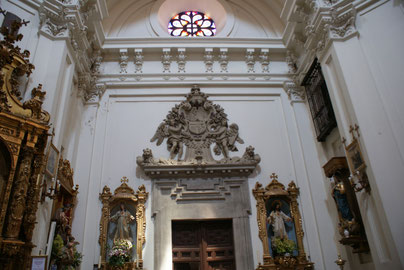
(253, 174, 313, 270)
(99, 178, 148, 270)
(137, 86, 260, 178)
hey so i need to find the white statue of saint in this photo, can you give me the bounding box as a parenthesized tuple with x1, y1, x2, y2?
(110, 203, 135, 243)
(267, 202, 292, 239)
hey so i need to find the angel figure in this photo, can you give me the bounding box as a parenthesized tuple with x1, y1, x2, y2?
(227, 123, 244, 151)
(110, 203, 135, 243)
(166, 118, 184, 160)
(211, 119, 230, 158)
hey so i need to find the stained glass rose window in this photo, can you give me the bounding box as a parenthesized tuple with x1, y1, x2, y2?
(168, 11, 216, 37)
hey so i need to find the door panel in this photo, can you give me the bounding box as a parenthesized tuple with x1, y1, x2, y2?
(172, 220, 235, 270)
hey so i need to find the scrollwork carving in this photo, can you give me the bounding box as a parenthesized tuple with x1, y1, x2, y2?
(23, 84, 50, 123)
(145, 86, 256, 165)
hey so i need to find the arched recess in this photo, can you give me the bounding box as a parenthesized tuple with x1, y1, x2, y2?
(103, 0, 285, 38)
(0, 139, 12, 207)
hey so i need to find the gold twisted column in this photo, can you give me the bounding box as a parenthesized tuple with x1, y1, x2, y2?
(5, 146, 34, 239)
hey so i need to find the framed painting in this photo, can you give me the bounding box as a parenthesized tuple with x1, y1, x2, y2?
(31, 255, 48, 270)
(345, 139, 366, 173)
(45, 143, 59, 178)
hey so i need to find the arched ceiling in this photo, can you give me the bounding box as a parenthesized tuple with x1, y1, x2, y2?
(102, 0, 287, 38)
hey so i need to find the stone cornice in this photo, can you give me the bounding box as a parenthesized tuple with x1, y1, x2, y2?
(102, 37, 286, 51)
(283, 0, 365, 86)
(140, 163, 259, 179)
(36, 0, 106, 102)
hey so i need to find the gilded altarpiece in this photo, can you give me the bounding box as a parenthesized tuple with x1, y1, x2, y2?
(0, 15, 51, 269)
(253, 174, 313, 270)
(99, 178, 148, 270)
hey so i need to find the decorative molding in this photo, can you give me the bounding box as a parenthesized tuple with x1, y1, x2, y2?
(283, 81, 305, 102)
(284, 0, 358, 85)
(91, 49, 103, 74)
(259, 49, 270, 79)
(286, 50, 298, 74)
(161, 48, 172, 80)
(204, 48, 214, 75)
(177, 48, 186, 80)
(137, 86, 260, 178)
(37, 0, 106, 102)
(119, 49, 128, 74)
(246, 48, 256, 80)
(219, 48, 229, 80)
(134, 49, 143, 81)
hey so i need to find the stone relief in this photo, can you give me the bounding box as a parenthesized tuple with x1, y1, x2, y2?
(219, 48, 229, 79)
(259, 49, 270, 75)
(137, 86, 260, 169)
(177, 48, 186, 77)
(162, 48, 172, 77)
(119, 49, 129, 74)
(285, 0, 358, 86)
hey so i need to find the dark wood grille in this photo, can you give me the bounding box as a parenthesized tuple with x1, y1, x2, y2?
(302, 59, 337, 141)
(172, 220, 235, 270)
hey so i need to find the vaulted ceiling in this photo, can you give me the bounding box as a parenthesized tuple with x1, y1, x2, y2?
(102, 0, 287, 38)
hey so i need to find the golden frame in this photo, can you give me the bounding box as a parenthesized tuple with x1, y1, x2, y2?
(345, 139, 366, 174)
(253, 173, 313, 270)
(99, 177, 148, 270)
(45, 143, 59, 178)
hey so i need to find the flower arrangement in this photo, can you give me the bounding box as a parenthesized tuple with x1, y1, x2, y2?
(272, 237, 296, 256)
(108, 239, 132, 267)
(51, 234, 83, 270)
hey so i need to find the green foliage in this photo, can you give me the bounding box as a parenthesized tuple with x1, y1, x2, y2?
(51, 234, 64, 259)
(50, 234, 83, 269)
(272, 237, 296, 255)
(72, 250, 83, 268)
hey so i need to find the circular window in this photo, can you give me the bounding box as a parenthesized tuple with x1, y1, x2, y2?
(168, 11, 216, 37)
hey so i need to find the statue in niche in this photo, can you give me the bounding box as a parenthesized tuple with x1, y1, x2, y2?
(110, 203, 136, 243)
(266, 198, 297, 257)
(268, 201, 292, 240)
(332, 182, 353, 221)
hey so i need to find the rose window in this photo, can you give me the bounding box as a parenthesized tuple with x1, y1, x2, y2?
(168, 11, 216, 37)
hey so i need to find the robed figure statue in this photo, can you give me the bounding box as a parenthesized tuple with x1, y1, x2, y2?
(267, 202, 292, 239)
(110, 203, 135, 243)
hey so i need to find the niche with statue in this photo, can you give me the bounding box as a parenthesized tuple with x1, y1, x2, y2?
(253, 174, 313, 270)
(99, 177, 148, 270)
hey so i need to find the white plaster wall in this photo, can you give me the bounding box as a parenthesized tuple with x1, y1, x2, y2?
(71, 85, 338, 269)
(316, 2, 404, 268)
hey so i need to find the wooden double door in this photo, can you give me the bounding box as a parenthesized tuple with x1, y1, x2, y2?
(172, 219, 235, 270)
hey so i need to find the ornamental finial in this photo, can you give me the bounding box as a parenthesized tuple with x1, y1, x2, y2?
(121, 176, 129, 184)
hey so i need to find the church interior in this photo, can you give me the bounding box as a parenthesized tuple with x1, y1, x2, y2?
(0, 0, 403, 269)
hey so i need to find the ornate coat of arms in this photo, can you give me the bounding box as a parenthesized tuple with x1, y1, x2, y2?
(137, 86, 260, 170)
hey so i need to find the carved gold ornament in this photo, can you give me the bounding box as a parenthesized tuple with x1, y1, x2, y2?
(0, 10, 50, 269)
(98, 178, 148, 270)
(252, 174, 313, 270)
